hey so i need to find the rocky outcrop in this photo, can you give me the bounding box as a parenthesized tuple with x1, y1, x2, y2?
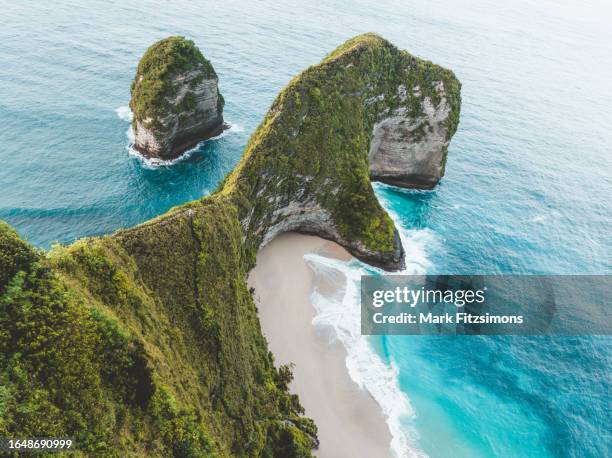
(130, 36, 225, 160)
(256, 197, 405, 271)
(368, 81, 457, 189)
(226, 33, 461, 270)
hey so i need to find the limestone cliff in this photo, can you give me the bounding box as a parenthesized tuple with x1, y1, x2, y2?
(0, 34, 460, 457)
(368, 78, 458, 189)
(130, 36, 225, 160)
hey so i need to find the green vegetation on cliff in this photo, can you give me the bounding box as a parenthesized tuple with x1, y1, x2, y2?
(130, 36, 217, 133)
(1, 204, 315, 457)
(225, 33, 460, 261)
(1, 34, 460, 456)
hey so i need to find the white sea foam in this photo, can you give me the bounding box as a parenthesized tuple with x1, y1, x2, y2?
(528, 211, 561, 223)
(228, 122, 244, 132)
(115, 105, 133, 122)
(126, 134, 206, 169)
(117, 107, 240, 168)
(304, 183, 434, 457)
(529, 214, 547, 223)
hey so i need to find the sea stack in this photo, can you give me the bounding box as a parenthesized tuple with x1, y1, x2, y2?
(130, 36, 225, 160)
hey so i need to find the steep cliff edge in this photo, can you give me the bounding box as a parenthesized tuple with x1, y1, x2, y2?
(0, 211, 316, 457)
(130, 37, 225, 160)
(0, 34, 460, 456)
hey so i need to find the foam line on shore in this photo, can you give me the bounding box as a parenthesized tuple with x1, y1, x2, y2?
(303, 183, 436, 457)
(305, 244, 433, 456)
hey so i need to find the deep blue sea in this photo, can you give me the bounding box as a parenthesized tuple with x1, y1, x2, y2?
(1, 1, 610, 457)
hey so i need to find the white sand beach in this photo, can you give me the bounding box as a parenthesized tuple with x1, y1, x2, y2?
(248, 233, 392, 458)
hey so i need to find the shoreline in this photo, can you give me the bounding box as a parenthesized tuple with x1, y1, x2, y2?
(248, 233, 393, 457)
(131, 120, 229, 161)
(119, 106, 238, 168)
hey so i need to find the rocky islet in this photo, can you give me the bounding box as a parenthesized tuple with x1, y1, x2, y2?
(130, 36, 225, 160)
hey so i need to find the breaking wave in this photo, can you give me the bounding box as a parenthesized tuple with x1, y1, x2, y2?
(304, 184, 435, 457)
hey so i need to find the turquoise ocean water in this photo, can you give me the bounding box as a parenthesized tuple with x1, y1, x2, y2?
(1, 1, 610, 456)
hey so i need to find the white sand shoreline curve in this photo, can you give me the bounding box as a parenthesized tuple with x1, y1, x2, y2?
(248, 232, 392, 458)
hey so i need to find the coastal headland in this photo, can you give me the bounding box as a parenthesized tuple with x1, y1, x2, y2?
(0, 34, 460, 455)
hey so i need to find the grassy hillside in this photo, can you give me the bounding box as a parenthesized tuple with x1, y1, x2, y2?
(1, 204, 315, 456)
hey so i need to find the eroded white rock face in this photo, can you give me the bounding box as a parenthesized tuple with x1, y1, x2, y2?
(368, 81, 452, 189)
(133, 68, 224, 160)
